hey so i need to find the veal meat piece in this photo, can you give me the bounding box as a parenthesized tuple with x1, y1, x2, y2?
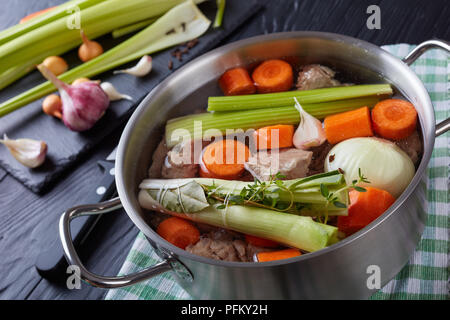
(296, 64, 341, 91)
(245, 148, 313, 181)
(185, 229, 271, 262)
(395, 131, 423, 165)
(148, 139, 169, 178)
(161, 139, 207, 179)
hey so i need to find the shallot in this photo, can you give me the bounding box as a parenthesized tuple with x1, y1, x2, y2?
(100, 82, 133, 101)
(42, 94, 62, 119)
(0, 134, 47, 168)
(41, 56, 68, 76)
(37, 64, 110, 132)
(114, 55, 152, 77)
(293, 97, 326, 150)
(78, 30, 104, 62)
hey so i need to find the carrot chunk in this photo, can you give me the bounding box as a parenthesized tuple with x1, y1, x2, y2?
(218, 67, 256, 96)
(371, 99, 417, 140)
(254, 124, 294, 150)
(157, 217, 200, 249)
(245, 234, 280, 248)
(256, 248, 301, 262)
(337, 187, 395, 235)
(324, 106, 374, 144)
(252, 59, 293, 93)
(20, 6, 56, 23)
(200, 139, 250, 180)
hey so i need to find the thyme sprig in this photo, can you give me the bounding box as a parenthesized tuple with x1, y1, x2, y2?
(202, 172, 296, 213)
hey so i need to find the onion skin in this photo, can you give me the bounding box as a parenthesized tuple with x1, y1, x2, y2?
(324, 137, 415, 198)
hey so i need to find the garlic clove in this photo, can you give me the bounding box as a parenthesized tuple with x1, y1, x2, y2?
(100, 82, 133, 101)
(113, 55, 152, 77)
(0, 134, 47, 168)
(293, 97, 326, 150)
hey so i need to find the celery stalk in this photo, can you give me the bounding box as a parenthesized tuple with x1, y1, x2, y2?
(0, 1, 211, 117)
(165, 97, 380, 147)
(0, 0, 198, 71)
(112, 17, 159, 38)
(207, 84, 392, 112)
(0, 0, 107, 46)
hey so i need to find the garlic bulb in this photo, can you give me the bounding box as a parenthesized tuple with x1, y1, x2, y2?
(113, 55, 152, 77)
(38, 64, 110, 132)
(0, 134, 47, 168)
(293, 97, 326, 149)
(100, 82, 133, 101)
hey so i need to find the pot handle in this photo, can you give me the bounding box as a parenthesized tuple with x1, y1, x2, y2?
(59, 197, 172, 289)
(402, 39, 450, 137)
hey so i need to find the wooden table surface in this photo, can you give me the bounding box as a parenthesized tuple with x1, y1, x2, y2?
(1, 0, 448, 300)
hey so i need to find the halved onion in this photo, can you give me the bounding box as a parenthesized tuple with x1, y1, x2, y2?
(324, 137, 415, 198)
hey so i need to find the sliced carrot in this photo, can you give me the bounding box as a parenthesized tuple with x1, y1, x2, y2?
(157, 217, 200, 249)
(245, 234, 280, 248)
(200, 139, 250, 180)
(337, 187, 395, 235)
(256, 248, 301, 262)
(218, 67, 256, 96)
(254, 124, 294, 150)
(20, 6, 56, 24)
(324, 106, 374, 144)
(371, 99, 417, 140)
(252, 59, 293, 93)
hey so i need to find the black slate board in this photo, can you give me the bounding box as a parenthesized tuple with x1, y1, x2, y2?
(0, 0, 262, 193)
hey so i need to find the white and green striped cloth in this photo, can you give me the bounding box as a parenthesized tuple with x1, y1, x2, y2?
(105, 44, 449, 300)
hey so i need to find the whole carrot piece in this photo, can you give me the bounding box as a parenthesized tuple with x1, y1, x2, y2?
(254, 124, 294, 150)
(252, 59, 293, 93)
(256, 248, 301, 262)
(219, 67, 256, 96)
(157, 217, 200, 249)
(19, 6, 57, 24)
(324, 106, 374, 144)
(371, 99, 417, 140)
(337, 187, 395, 235)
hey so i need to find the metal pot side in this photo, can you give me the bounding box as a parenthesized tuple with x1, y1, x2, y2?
(113, 32, 436, 299)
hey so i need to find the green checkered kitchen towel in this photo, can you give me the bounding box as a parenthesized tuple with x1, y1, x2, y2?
(105, 44, 449, 300)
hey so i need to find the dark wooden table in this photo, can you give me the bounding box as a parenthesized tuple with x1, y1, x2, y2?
(1, 0, 448, 300)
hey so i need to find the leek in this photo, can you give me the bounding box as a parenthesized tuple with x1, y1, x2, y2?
(0, 1, 211, 117)
(165, 97, 380, 147)
(207, 84, 392, 112)
(139, 171, 349, 216)
(138, 190, 337, 252)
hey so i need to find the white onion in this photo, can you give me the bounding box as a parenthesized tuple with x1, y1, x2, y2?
(324, 137, 415, 198)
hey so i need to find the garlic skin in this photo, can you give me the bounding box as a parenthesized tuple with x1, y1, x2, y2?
(38, 64, 110, 132)
(293, 97, 326, 149)
(100, 82, 133, 101)
(0, 134, 47, 168)
(113, 55, 152, 77)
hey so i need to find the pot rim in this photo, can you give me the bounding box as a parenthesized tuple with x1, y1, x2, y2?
(116, 31, 434, 268)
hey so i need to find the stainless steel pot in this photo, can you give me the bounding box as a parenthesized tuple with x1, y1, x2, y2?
(60, 32, 449, 299)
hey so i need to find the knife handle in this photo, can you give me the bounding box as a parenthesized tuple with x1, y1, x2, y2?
(35, 161, 116, 282)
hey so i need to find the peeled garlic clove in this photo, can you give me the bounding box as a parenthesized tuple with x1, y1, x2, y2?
(113, 55, 152, 77)
(293, 97, 326, 150)
(100, 82, 133, 101)
(0, 134, 47, 168)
